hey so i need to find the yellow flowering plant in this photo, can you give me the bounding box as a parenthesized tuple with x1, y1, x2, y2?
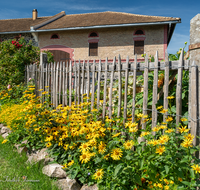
(1, 85, 200, 189)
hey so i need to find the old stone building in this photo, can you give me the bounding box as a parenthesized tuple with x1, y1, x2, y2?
(0, 9, 181, 62)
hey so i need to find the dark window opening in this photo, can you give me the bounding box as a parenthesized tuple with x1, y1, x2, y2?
(89, 32, 98, 37)
(89, 43, 98, 56)
(51, 34, 59, 39)
(134, 41, 144, 55)
(135, 30, 144, 35)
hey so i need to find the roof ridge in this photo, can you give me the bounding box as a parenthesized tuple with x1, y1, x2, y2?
(0, 16, 52, 21)
(63, 11, 180, 20)
(103, 11, 180, 19)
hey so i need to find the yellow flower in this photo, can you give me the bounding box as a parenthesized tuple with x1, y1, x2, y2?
(181, 139, 193, 148)
(179, 126, 190, 133)
(63, 144, 69, 150)
(123, 140, 134, 150)
(181, 118, 187, 122)
(2, 139, 8, 144)
(140, 131, 150, 137)
(79, 143, 90, 152)
(111, 148, 123, 160)
(152, 126, 160, 132)
(68, 160, 74, 166)
(98, 141, 106, 154)
(165, 129, 174, 133)
(156, 146, 165, 155)
(178, 177, 182, 182)
(46, 142, 52, 148)
(159, 135, 169, 144)
(166, 116, 173, 122)
(112, 132, 121, 138)
(148, 139, 160, 146)
(93, 169, 104, 180)
(167, 96, 175, 99)
(80, 152, 91, 164)
(160, 109, 168, 114)
(191, 164, 200, 174)
(184, 133, 194, 141)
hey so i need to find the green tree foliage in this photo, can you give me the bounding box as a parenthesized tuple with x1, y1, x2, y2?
(0, 36, 54, 89)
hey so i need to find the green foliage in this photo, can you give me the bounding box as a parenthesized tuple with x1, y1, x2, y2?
(0, 37, 54, 90)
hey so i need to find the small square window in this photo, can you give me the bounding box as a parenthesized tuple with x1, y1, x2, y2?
(89, 43, 98, 56)
(134, 41, 144, 55)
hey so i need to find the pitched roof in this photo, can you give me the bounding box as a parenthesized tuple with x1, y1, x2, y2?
(36, 11, 181, 31)
(0, 11, 181, 33)
(0, 11, 65, 33)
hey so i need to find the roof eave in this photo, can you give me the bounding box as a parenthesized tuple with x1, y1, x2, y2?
(30, 20, 181, 32)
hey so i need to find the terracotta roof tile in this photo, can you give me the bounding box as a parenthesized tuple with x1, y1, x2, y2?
(0, 11, 181, 33)
(37, 11, 181, 30)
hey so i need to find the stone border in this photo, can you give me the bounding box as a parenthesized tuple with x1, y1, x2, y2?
(0, 123, 98, 190)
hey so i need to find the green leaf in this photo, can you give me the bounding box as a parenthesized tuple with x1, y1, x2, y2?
(171, 105, 176, 113)
(114, 163, 124, 177)
(189, 169, 195, 179)
(69, 169, 79, 179)
(133, 174, 142, 186)
(164, 165, 169, 174)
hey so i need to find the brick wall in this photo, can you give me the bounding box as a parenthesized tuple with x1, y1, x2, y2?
(38, 25, 166, 61)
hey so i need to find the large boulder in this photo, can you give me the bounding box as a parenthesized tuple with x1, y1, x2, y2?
(42, 163, 67, 178)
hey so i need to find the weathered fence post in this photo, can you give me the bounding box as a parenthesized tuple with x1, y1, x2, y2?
(189, 14, 200, 156)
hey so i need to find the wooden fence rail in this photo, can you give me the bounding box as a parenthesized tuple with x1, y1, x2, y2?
(26, 50, 198, 145)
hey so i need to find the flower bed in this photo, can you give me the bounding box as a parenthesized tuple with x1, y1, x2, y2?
(0, 85, 200, 190)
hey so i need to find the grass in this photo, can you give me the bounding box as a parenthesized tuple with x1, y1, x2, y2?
(0, 136, 61, 190)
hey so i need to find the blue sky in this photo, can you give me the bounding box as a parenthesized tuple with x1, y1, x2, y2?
(0, 0, 199, 54)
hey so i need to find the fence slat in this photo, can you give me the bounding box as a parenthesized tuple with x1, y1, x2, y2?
(81, 60, 85, 107)
(152, 51, 158, 130)
(55, 62, 59, 108)
(62, 62, 65, 107)
(91, 60, 95, 110)
(123, 56, 129, 124)
(103, 58, 108, 121)
(77, 60, 81, 105)
(109, 57, 116, 118)
(65, 62, 68, 106)
(132, 54, 137, 123)
(176, 49, 184, 128)
(190, 61, 197, 146)
(163, 50, 169, 122)
(87, 60, 90, 104)
(69, 60, 72, 107)
(142, 54, 149, 130)
(97, 59, 101, 110)
(117, 55, 122, 118)
(59, 62, 62, 105)
(74, 61, 77, 105)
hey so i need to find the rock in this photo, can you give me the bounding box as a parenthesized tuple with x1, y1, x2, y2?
(1, 127, 11, 134)
(26, 148, 50, 164)
(2, 133, 9, 139)
(0, 124, 4, 129)
(42, 163, 67, 178)
(55, 179, 70, 190)
(14, 140, 28, 154)
(80, 184, 98, 190)
(66, 177, 81, 190)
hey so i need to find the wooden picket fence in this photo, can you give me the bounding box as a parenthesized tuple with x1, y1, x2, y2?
(25, 49, 198, 146)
